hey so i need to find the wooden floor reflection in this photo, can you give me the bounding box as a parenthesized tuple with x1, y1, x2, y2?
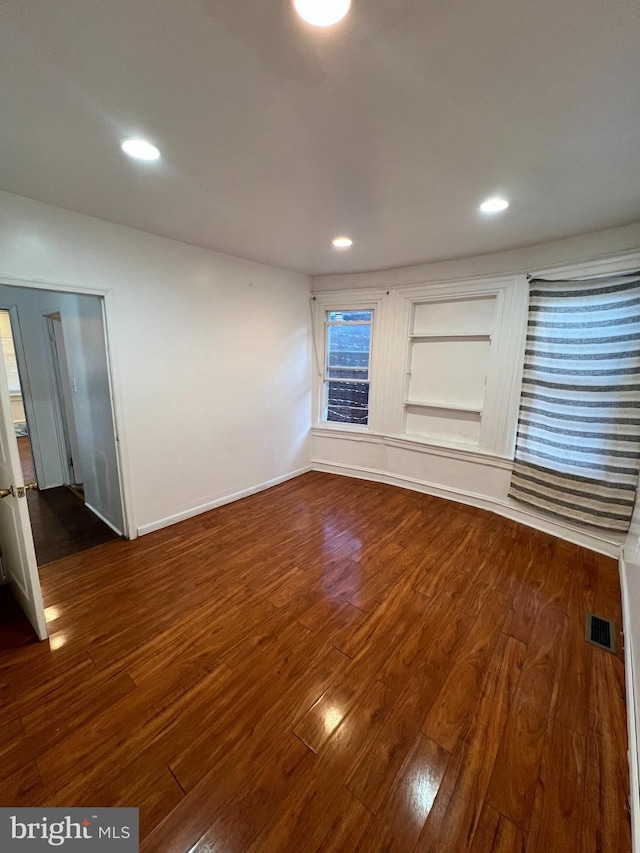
(0, 472, 631, 851)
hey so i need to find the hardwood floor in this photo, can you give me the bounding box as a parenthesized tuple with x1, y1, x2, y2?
(0, 472, 631, 851)
(17, 435, 119, 565)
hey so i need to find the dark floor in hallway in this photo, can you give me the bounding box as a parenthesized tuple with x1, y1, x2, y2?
(17, 435, 119, 565)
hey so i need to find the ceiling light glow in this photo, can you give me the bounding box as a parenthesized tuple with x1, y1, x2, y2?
(294, 0, 351, 27)
(332, 236, 353, 248)
(480, 197, 509, 213)
(121, 138, 161, 161)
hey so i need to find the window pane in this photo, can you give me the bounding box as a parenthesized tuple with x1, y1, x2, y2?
(327, 323, 371, 379)
(327, 366, 369, 380)
(326, 381, 370, 424)
(328, 310, 373, 323)
(324, 308, 372, 427)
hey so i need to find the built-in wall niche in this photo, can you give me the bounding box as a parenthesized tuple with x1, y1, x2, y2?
(403, 295, 497, 447)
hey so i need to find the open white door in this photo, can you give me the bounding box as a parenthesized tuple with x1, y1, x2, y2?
(0, 339, 47, 640)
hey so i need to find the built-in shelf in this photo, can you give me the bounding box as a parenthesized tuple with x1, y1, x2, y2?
(403, 399, 483, 414)
(408, 333, 491, 342)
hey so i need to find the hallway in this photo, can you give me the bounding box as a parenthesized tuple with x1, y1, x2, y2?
(18, 436, 119, 565)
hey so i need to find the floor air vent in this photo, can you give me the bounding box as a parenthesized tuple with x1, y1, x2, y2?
(585, 613, 617, 654)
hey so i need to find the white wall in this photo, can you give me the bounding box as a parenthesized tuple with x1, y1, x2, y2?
(311, 226, 640, 557)
(0, 191, 312, 536)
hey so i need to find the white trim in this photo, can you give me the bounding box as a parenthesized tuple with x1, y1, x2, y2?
(311, 426, 380, 443)
(312, 289, 390, 304)
(394, 273, 517, 299)
(531, 249, 640, 281)
(312, 421, 372, 436)
(383, 434, 513, 467)
(619, 552, 640, 852)
(85, 502, 123, 537)
(0, 274, 136, 540)
(137, 465, 312, 536)
(311, 290, 389, 435)
(311, 426, 514, 468)
(311, 459, 622, 557)
(99, 290, 136, 539)
(0, 272, 112, 296)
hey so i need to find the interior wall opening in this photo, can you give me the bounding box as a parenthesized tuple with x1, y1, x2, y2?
(0, 287, 125, 566)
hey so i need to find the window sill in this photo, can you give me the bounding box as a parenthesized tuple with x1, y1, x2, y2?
(312, 423, 373, 437)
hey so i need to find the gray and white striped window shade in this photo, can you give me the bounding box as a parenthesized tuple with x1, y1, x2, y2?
(509, 272, 640, 533)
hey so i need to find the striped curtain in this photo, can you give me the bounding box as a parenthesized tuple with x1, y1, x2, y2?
(509, 272, 640, 533)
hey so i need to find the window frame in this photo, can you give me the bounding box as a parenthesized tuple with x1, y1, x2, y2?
(311, 290, 388, 434)
(323, 309, 373, 426)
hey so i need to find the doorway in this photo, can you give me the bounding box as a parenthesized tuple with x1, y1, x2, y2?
(0, 290, 123, 566)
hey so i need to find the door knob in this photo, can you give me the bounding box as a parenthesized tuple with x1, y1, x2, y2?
(0, 483, 38, 498)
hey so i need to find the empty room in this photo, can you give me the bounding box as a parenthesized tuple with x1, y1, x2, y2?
(0, 1, 639, 851)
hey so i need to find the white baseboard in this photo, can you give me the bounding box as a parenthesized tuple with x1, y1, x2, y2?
(312, 459, 621, 557)
(85, 502, 124, 537)
(137, 466, 312, 537)
(620, 553, 640, 852)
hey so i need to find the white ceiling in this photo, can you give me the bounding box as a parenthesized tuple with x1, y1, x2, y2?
(1, 0, 639, 275)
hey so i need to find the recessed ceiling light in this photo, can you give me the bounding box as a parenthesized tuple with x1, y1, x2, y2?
(332, 236, 353, 248)
(480, 197, 509, 213)
(294, 0, 351, 27)
(121, 138, 161, 161)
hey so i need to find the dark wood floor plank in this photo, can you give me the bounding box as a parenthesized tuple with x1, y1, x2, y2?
(421, 592, 509, 752)
(550, 548, 597, 737)
(469, 802, 526, 853)
(304, 787, 373, 853)
(591, 549, 626, 664)
(377, 589, 469, 696)
(357, 732, 450, 851)
(486, 616, 563, 829)
(36, 660, 235, 789)
(502, 541, 553, 643)
(42, 758, 186, 842)
(581, 730, 632, 853)
(0, 472, 630, 851)
(247, 678, 399, 853)
(187, 735, 312, 851)
(0, 763, 45, 808)
(171, 639, 349, 793)
(525, 719, 586, 853)
(581, 647, 631, 853)
(416, 633, 526, 853)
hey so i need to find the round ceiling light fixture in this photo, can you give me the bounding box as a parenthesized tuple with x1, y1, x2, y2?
(120, 138, 161, 161)
(332, 236, 353, 248)
(294, 0, 351, 27)
(479, 196, 509, 214)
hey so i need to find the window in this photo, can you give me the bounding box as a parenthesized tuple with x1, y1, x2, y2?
(324, 309, 373, 425)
